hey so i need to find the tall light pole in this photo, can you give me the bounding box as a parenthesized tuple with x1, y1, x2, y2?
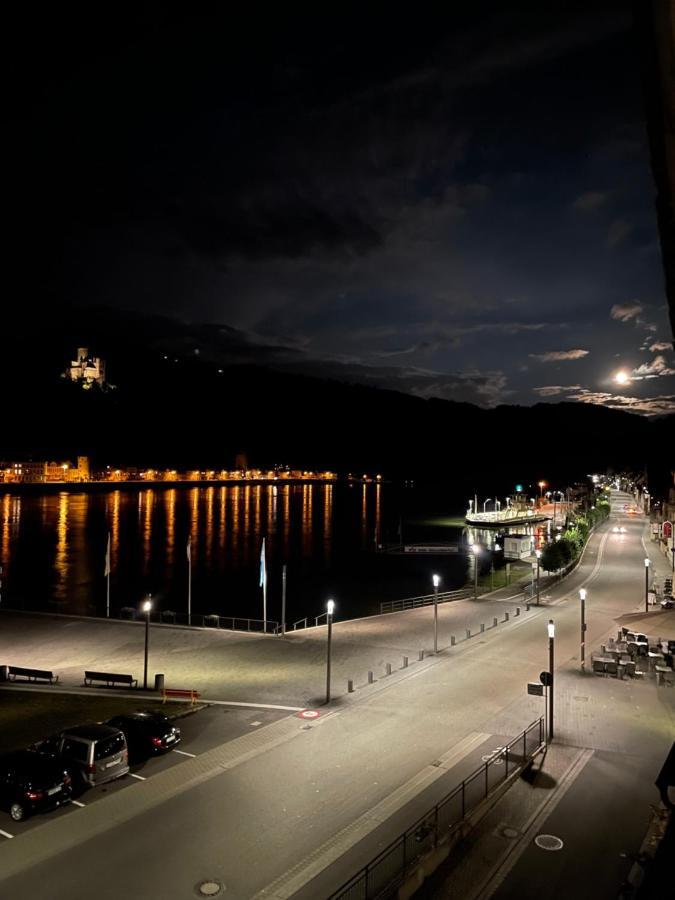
(325, 599, 335, 704)
(644, 558, 650, 613)
(471, 544, 480, 600)
(432, 573, 440, 653)
(535, 549, 541, 606)
(548, 619, 555, 741)
(579, 588, 587, 672)
(142, 596, 152, 690)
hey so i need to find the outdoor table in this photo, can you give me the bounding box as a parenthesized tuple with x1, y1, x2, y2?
(655, 665, 673, 686)
(648, 652, 665, 672)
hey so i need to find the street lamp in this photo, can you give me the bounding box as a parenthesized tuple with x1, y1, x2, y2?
(325, 599, 335, 704)
(142, 596, 152, 690)
(644, 558, 650, 613)
(535, 549, 542, 606)
(471, 544, 480, 600)
(579, 588, 587, 672)
(547, 619, 555, 741)
(491, 544, 500, 590)
(432, 574, 441, 653)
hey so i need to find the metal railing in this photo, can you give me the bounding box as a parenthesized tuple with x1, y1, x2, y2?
(380, 588, 473, 614)
(118, 608, 279, 634)
(329, 717, 545, 900)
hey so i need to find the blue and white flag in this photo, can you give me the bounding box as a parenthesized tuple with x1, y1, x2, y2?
(259, 537, 267, 588)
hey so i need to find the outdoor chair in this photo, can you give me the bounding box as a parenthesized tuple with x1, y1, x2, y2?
(606, 661, 618, 676)
(592, 659, 605, 676)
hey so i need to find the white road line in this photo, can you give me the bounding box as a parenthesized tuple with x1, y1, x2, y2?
(250, 721, 262, 726)
(172, 749, 196, 758)
(71, 800, 85, 807)
(0, 829, 14, 839)
(129, 773, 146, 780)
(200, 699, 304, 711)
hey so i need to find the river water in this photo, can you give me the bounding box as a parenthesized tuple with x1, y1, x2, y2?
(0, 483, 551, 625)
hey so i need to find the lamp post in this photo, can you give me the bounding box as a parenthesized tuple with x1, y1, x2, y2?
(548, 619, 555, 741)
(325, 599, 335, 704)
(644, 558, 650, 613)
(491, 544, 500, 590)
(471, 544, 480, 600)
(142, 596, 152, 690)
(432, 574, 440, 653)
(535, 549, 542, 605)
(579, 588, 587, 672)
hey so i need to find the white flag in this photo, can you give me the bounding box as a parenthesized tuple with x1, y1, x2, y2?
(259, 537, 266, 588)
(187, 535, 191, 563)
(104, 532, 111, 577)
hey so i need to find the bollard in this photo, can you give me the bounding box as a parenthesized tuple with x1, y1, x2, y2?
(451, 635, 456, 646)
(368, 670, 374, 684)
(348, 679, 354, 693)
(154, 673, 165, 693)
(385, 663, 392, 676)
(504, 612, 510, 622)
(515, 606, 520, 616)
(466, 628, 471, 639)
(0, 665, 8, 682)
(480, 623, 485, 633)
(419, 649, 424, 661)
(493, 617, 498, 627)
(403, 656, 409, 668)
(526, 602, 530, 611)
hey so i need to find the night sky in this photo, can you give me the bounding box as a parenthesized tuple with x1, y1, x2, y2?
(9, 3, 674, 414)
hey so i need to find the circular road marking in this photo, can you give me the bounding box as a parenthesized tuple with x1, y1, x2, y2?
(534, 834, 564, 851)
(297, 710, 321, 719)
(196, 880, 224, 897)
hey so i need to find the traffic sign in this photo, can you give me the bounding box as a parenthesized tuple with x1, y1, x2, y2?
(663, 521, 672, 539)
(527, 682, 544, 696)
(296, 709, 320, 719)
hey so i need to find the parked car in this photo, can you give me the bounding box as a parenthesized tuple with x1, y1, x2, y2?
(33, 725, 129, 787)
(0, 750, 72, 821)
(106, 712, 181, 757)
(661, 596, 674, 610)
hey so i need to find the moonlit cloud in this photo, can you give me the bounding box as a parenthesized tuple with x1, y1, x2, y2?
(532, 385, 583, 397)
(630, 355, 675, 379)
(572, 190, 610, 212)
(649, 341, 674, 352)
(566, 389, 675, 416)
(529, 349, 589, 362)
(610, 301, 643, 322)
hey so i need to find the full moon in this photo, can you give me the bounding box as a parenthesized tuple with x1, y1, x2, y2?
(614, 370, 630, 385)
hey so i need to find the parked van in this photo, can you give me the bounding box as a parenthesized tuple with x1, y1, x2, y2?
(34, 724, 129, 787)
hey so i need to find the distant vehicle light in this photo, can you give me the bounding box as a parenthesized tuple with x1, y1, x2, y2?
(612, 526, 619, 533)
(620, 526, 626, 533)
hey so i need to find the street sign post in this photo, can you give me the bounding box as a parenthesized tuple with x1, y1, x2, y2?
(527, 682, 544, 696)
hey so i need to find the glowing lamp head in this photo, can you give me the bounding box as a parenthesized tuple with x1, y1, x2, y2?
(471, 544, 480, 555)
(644, 558, 650, 568)
(142, 599, 152, 614)
(535, 549, 542, 559)
(579, 588, 587, 601)
(327, 599, 335, 616)
(494, 543, 501, 552)
(547, 620, 555, 639)
(432, 574, 441, 588)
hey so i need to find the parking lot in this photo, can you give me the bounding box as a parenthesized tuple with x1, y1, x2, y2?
(0, 700, 289, 841)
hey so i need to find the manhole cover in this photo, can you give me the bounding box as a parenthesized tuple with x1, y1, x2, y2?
(502, 827, 520, 839)
(196, 880, 224, 897)
(535, 834, 564, 851)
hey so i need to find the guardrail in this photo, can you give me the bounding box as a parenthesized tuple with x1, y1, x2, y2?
(119, 608, 279, 634)
(329, 717, 545, 900)
(380, 588, 473, 614)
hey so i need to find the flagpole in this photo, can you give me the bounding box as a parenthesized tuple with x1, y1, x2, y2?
(105, 531, 111, 618)
(281, 564, 287, 637)
(187, 535, 192, 626)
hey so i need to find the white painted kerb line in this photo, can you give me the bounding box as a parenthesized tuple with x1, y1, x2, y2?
(172, 749, 196, 758)
(0, 829, 14, 839)
(129, 773, 146, 781)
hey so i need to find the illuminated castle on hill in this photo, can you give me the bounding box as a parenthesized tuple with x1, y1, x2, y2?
(66, 347, 106, 387)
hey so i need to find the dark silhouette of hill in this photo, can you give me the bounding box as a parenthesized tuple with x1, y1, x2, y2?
(3, 304, 673, 495)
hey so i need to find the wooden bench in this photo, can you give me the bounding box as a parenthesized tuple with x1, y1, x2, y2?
(8, 666, 58, 684)
(84, 670, 137, 688)
(162, 688, 201, 705)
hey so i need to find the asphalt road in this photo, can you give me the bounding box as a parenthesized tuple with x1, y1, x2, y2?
(0, 491, 673, 900)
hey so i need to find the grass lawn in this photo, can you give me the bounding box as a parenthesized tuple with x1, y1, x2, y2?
(0, 689, 187, 753)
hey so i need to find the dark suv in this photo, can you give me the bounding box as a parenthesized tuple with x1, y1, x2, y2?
(106, 712, 181, 758)
(0, 750, 72, 821)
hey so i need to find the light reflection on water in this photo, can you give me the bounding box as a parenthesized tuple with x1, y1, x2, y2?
(0, 483, 392, 620)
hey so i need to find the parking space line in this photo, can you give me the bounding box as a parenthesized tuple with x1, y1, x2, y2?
(130, 773, 146, 780)
(71, 800, 85, 807)
(0, 829, 14, 839)
(172, 749, 196, 758)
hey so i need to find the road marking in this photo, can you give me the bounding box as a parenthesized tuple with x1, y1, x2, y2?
(250, 721, 262, 727)
(129, 773, 146, 780)
(200, 699, 304, 711)
(252, 731, 492, 899)
(172, 749, 196, 758)
(71, 800, 85, 807)
(0, 829, 14, 839)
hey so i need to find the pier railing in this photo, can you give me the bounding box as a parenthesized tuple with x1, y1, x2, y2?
(380, 588, 473, 614)
(328, 717, 545, 900)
